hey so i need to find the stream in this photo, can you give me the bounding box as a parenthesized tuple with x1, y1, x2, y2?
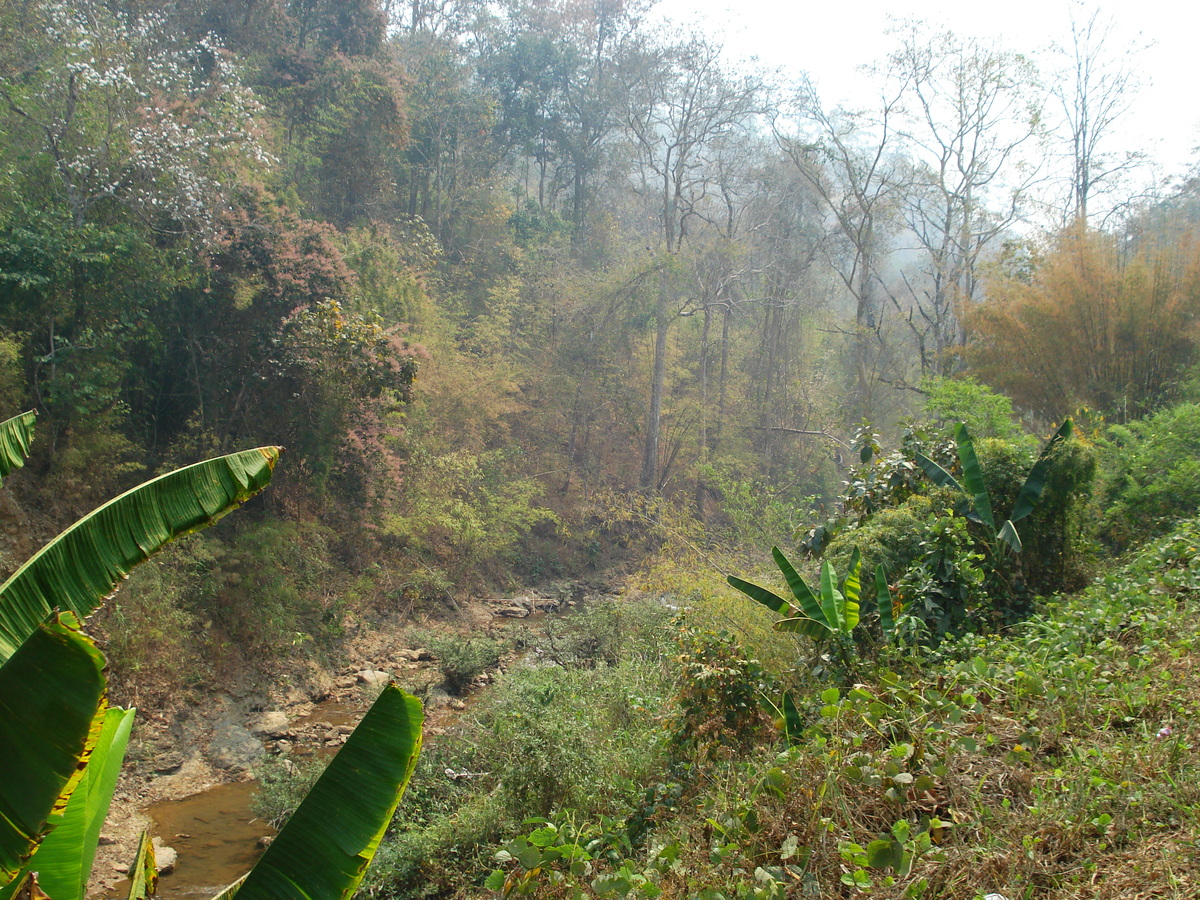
(124, 587, 604, 899)
(145, 783, 268, 900)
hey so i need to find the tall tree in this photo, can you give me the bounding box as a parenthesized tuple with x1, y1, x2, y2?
(776, 79, 905, 421)
(622, 34, 760, 490)
(1048, 6, 1146, 226)
(885, 22, 1041, 375)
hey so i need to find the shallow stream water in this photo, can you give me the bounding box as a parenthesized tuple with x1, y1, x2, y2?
(146, 781, 269, 900)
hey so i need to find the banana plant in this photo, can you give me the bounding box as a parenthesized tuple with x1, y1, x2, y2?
(0, 420, 425, 900)
(729, 546, 897, 644)
(0, 444, 282, 661)
(913, 419, 1073, 555)
(0, 422, 281, 897)
(213, 684, 423, 900)
(0, 411, 35, 485)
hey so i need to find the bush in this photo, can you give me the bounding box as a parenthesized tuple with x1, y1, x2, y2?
(1097, 402, 1200, 549)
(819, 425, 1096, 640)
(919, 375, 1027, 442)
(424, 633, 504, 694)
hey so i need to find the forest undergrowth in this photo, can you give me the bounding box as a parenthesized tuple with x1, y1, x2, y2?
(260, 518, 1200, 900)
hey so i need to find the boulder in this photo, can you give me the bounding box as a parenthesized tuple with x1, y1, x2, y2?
(355, 670, 391, 685)
(248, 711, 290, 736)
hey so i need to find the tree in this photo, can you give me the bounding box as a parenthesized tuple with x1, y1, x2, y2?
(0, 0, 268, 236)
(622, 34, 760, 490)
(885, 22, 1041, 376)
(776, 80, 906, 420)
(966, 225, 1200, 422)
(1048, 6, 1147, 227)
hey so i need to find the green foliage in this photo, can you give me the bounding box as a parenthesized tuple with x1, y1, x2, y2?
(918, 376, 1024, 441)
(0, 411, 35, 485)
(674, 625, 774, 754)
(232, 685, 423, 900)
(423, 633, 504, 695)
(0, 446, 281, 661)
(727, 547, 898, 677)
(0, 614, 107, 890)
(365, 600, 677, 900)
(819, 421, 1095, 641)
(13, 707, 136, 900)
(698, 461, 805, 549)
(1097, 401, 1200, 548)
(204, 520, 344, 657)
(385, 449, 558, 589)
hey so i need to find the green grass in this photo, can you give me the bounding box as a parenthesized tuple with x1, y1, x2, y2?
(349, 520, 1200, 900)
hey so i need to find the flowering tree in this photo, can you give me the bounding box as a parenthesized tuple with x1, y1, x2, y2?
(0, 0, 271, 239)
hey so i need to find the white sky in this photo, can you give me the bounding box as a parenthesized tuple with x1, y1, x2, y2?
(653, 0, 1200, 187)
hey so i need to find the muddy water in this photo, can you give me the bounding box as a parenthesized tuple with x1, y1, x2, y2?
(146, 782, 271, 899)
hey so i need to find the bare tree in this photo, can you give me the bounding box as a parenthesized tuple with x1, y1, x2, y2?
(1049, 5, 1148, 227)
(775, 77, 907, 420)
(885, 22, 1042, 375)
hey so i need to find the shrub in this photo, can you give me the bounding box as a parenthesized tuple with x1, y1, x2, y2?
(1097, 402, 1200, 549)
(424, 633, 504, 694)
(919, 375, 1026, 441)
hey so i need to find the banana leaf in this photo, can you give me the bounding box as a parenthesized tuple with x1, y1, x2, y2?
(771, 547, 825, 624)
(726, 575, 790, 616)
(839, 549, 862, 632)
(124, 832, 157, 900)
(0, 447, 281, 662)
(913, 452, 962, 494)
(227, 684, 423, 900)
(875, 566, 897, 640)
(17, 707, 137, 900)
(997, 519, 1023, 554)
(727, 576, 830, 639)
(0, 412, 34, 485)
(819, 561, 845, 633)
(1010, 419, 1074, 523)
(953, 423, 995, 533)
(0, 615, 107, 890)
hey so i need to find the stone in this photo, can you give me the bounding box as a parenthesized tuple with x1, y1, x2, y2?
(249, 711, 290, 736)
(256, 835, 274, 849)
(151, 837, 178, 875)
(355, 670, 391, 685)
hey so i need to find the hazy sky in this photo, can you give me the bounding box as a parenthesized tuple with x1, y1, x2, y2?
(653, 0, 1200, 187)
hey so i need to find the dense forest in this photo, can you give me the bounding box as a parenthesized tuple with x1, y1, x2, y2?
(4, 0, 1200, 898)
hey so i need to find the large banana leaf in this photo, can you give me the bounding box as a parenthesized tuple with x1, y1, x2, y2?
(1010, 418, 1074, 523)
(0, 447, 281, 662)
(953, 424, 995, 533)
(0, 615, 107, 889)
(839, 549, 862, 632)
(729, 575, 831, 639)
(0, 412, 34, 486)
(771, 547, 825, 624)
(875, 566, 897, 640)
(5, 707, 137, 900)
(224, 684, 423, 900)
(819, 561, 846, 633)
(913, 452, 962, 494)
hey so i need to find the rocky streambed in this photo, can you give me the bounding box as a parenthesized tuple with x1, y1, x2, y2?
(91, 582, 618, 899)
